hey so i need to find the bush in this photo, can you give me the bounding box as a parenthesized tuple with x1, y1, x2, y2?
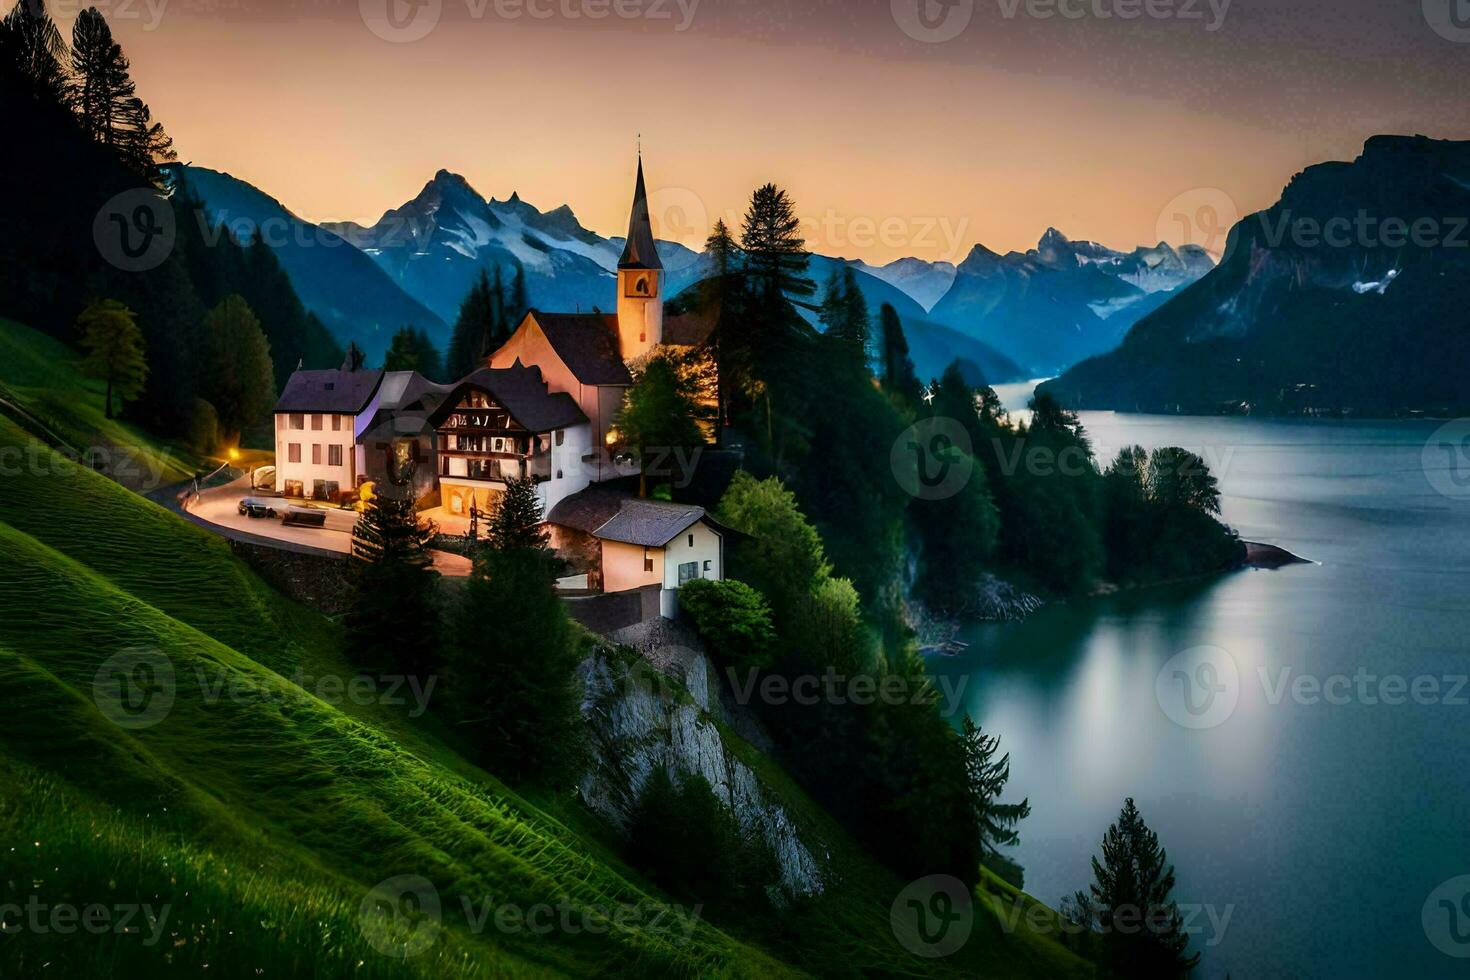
(679, 578, 776, 669)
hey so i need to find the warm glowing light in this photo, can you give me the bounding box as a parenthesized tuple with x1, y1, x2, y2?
(228, 448, 240, 461)
(604, 428, 619, 446)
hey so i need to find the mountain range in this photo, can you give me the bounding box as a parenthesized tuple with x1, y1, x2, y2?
(1041, 135, 1470, 415)
(173, 165, 1211, 381)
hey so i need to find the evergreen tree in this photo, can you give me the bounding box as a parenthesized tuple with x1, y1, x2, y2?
(1068, 798, 1201, 979)
(0, 0, 68, 102)
(616, 355, 704, 497)
(879, 303, 922, 404)
(739, 182, 814, 302)
(66, 7, 171, 177)
(705, 218, 741, 279)
(486, 475, 551, 553)
(446, 269, 496, 379)
(447, 544, 581, 783)
(76, 298, 147, 418)
(383, 325, 444, 380)
(510, 264, 529, 322)
(345, 467, 441, 678)
(962, 718, 1030, 858)
(203, 294, 275, 439)
(489, 263, 508, 348)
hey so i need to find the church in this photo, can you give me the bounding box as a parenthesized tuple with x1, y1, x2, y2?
(271, 158, 726, 617)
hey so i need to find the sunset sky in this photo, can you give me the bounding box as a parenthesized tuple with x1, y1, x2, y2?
(79, 0, 1470, 263)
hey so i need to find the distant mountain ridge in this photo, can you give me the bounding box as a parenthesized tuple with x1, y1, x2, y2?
(177, 165, 1208, 380)
(923, 229, 1213, 376)
(320, 170, 701, 328)
(166, 165, 446, 364)
(1041, 135, 1470, 415)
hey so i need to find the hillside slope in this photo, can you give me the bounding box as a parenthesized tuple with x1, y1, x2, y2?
(0, 328, 1092, 977)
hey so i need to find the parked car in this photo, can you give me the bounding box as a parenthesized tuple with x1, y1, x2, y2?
(238, 498, 278, 519)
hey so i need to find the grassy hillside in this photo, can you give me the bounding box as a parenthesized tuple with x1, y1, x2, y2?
(0, 318, 1094, 977)
(0, 318, 203, 491)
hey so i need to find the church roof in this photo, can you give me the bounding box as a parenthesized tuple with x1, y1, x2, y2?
(616, 157, 662, 272)
(275, 367, 384, 415)
(531, 312, 633, 386)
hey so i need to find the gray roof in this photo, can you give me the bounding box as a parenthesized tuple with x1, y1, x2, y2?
(531, 312, 633, 386)
(433, 362, 587, 433)
(617, 157, 663, 271)
(548, 485, 710, 548)
(275, 368, 384, 415)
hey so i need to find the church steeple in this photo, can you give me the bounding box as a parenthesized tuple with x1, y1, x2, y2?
(616, 153, 663, 361)
(617, 155, 662, 271)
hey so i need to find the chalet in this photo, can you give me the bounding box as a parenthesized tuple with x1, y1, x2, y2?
(269, 156, 724, 618)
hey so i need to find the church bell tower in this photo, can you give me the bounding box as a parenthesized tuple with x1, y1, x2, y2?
(616, 155, 663, 362)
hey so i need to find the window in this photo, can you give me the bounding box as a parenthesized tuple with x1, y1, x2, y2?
(328, 445, 344, 467)
(332, 415, 342, 432)
(555, 429, 565, 446)
(290, 414, 304, 430)
(678, 561, 700, 586)
(688, 533, 695, 547)
(284, 479, 303, 497)
(703, 560, 712, 572)
(643, 549, 654, 573)
(311, 415, 323, 431)
(312, 480, 328, 500)
(312, 444, 322, 465)
(288, 443, 301, 463)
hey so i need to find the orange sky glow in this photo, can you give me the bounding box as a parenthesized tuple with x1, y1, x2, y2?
(78, 0, 1470, 264)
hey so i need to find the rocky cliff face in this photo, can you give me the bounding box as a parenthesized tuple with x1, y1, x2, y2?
(577, 646, 825, 899)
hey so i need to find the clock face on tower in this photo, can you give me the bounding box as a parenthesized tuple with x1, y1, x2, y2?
(624, 271, 655, 298)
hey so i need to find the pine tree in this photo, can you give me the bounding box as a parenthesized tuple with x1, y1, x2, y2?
(345, 467, 441, 678)
(383, 325, 444, 380)
(67, 8, 171, 178)
(1068, 798, 1201, 979)
(820, 265, 871, 362)
(446, 269, 496, 379)
(507, 263, 529, 328)
(879, 303, 923, 403)
(962, 718, 1030, 856)
(1, 0, 68, 102)
(486, 476, 550, 553)
(447, 544, 581, 783)
(739, 183, 814, 301)
(76, 298, 148, 418)
(705, 218, 741, 279)
(203, 294, 275, 439)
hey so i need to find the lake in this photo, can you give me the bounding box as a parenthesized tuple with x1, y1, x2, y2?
(930, 394, 1470, 978)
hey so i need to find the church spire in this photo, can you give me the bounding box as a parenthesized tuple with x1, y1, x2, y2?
(617, 154, 662, 271)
